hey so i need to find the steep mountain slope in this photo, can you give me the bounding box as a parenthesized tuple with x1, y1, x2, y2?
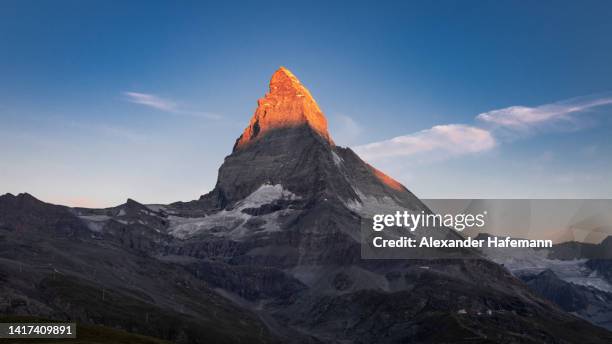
(2, 68, 612, 343)
(479, 233, 612, 330)
(521, 270, 612, 330)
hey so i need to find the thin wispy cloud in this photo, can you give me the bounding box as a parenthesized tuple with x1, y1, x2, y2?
(123, 91, 221, 120)
(355, 93, 611, 163)
(477, 93, 612, 130)
(354, 124, 495, 161)
(124, 92, 178, 112)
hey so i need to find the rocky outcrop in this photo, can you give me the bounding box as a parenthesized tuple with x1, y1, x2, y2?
(234, 67, 333, 150)
(522, 269, 612, 330)
(198, 67, 422, 213)
(0, 194, 274, 344)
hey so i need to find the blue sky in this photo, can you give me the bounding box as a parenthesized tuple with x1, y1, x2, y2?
(1, 0, 612, 207)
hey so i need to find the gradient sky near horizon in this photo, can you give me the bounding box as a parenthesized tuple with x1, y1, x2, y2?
(1, 0, 612, 207)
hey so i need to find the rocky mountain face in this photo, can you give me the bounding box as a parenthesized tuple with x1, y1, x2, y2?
(234, 67, 333, 150)
(2, 68, 612, 343)
(480, 233, 612, 331)
(0, 193, 274, 344)
(180, 67, 420, 215)
(521, 270, 612, 330)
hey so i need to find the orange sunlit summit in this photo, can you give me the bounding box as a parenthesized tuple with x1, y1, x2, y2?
(234, 67, 406, 192)
(234, 67, 334, 150)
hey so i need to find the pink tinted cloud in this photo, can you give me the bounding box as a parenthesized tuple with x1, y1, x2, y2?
(354, 124, 495, 161)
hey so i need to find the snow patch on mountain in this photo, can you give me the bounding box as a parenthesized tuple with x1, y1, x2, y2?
(237, 183, 298, 209)
(345, 189, 401, 217)
(331, 151, 343, 166)
(78, 215, 111, 232)
(168, 184, 298, 239)
(145, 204, 174, 215)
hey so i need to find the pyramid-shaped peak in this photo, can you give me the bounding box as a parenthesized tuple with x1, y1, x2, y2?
(271, 66, 298, 82)
(234, 67, 333, 150)
(269, 67, 308, 93)
(275, 66, 293, 76)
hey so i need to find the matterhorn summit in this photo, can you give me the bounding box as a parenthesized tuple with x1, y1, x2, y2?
(235, 67, 333, 149)
(196, 67, 418, 212)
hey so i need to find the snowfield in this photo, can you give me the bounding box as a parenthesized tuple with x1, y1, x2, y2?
(168, 184, 299, 239)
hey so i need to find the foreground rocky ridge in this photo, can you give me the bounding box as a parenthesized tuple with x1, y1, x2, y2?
(0, 193, 274, 344)
(2, 68, 611, 343)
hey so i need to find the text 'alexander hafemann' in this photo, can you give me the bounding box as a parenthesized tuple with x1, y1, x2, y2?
(370, 210, 552, 249)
